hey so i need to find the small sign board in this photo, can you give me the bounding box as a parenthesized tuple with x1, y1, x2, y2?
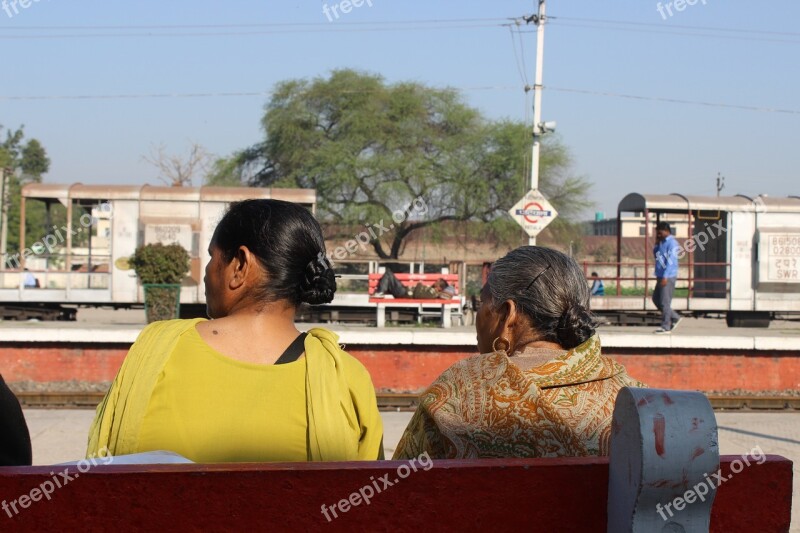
(509, 189, 558, 237)
(766, 234, 800, 282)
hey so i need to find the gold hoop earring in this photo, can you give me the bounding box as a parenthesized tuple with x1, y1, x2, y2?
(492, 336, 510, 353)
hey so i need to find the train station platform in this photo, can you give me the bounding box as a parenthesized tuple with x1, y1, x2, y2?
(2, 315, 799, 393)
(3, 314, 800, 345)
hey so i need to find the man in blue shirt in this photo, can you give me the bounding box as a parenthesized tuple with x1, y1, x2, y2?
(653, 222, 682, 333)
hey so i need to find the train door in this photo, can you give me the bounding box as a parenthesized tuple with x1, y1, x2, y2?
(692, 212, 728, 299)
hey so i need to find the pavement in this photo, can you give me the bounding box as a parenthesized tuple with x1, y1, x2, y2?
(23, 409, 800, 531)
(4, 308, 800, 340)
(69, 307, 800, 337)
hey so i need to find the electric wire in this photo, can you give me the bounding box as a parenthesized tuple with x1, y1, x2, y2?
(2, 86, 798, 115)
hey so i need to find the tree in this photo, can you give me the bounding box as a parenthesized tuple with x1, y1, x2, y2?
(209, 69, 593, 258)
(1, 125, 53, 263)
(20, 139, 50, 182)
(143, 142, 211, 187)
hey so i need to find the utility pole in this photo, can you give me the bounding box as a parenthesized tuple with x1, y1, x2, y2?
(509, 2, 558, 245)
(716, 172, 725, 197)
(526, 0, 547, 246)
(0, 168, 8, 271)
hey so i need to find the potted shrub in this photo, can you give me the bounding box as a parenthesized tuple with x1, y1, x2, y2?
(129, 243, 191, 323)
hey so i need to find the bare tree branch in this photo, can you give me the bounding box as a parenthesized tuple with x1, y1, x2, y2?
(143, 142, 212, 187)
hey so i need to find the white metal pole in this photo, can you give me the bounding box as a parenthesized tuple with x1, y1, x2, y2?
(528, 0, 546, 246)
(0, 169, 7, 270)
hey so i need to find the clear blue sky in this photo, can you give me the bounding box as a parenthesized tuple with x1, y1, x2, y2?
(2, 0, 798, 218)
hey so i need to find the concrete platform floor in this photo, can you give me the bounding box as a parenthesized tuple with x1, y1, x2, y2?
(6, 309, 800, 338)
(24, 409, 799, 531)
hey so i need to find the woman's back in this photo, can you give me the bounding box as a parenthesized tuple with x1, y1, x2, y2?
(393, 336, 642, 460)
(137, 324, 309, 462)
(87, 199, 383, 462)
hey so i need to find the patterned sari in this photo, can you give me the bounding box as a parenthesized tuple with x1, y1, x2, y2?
(392, 335, 644, 460)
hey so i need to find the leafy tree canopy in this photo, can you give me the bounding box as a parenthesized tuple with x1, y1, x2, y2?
(1, 125, 57, 261)
(209, 69, 593, 258)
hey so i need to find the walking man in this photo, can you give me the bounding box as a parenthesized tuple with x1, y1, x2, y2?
(653, 222, 682, 333)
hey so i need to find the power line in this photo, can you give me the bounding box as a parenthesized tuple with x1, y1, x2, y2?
(0, 87, 520, 101)
(4, 16, 793, 38)
(547, 86, 800, 115)
(0, 25, 503, 39)
(507, 26, 529, 87)
(2, 86, 798, 115)
(543, 20, 800, 45)
(0, 18, 512, 31)
(0, 19, 509, 40)
(550, 16, 800, 38)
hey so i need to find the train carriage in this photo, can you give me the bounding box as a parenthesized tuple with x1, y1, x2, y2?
(0, 183, 316, 319)
(590, 193, 800, 327)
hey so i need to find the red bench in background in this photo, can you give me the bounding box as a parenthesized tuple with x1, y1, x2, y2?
(367, 272, 462, 328)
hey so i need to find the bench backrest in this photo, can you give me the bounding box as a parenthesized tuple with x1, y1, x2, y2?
(0, 456, 791, 531)
(368, 273, 460, 295)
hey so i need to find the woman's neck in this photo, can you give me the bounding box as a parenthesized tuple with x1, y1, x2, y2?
(196, 306, 301, 364)
(513, 338, 564, 355)
(508, 341, 567, 371)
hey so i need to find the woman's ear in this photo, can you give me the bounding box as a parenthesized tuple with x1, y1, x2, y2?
(501, 299, 519, 332)
(498, 299, 523, 350)
(229, 246, 251, 290)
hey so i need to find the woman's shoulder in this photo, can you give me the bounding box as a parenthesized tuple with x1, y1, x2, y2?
(304, 327, 369, 374)
(136, 318, 206, 340)
(130, 319, 207, 356)
(425, 352, 508, 392)
(444, 351, 506, 375)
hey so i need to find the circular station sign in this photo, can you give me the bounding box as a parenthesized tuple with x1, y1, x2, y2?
(522, 202, 549, 224)
(509, 189, 558, 237)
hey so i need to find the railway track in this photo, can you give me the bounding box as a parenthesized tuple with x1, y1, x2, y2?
(14, 391, 800, 411)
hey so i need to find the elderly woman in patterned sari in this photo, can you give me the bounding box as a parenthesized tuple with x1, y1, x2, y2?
(393, 246, 644, 460)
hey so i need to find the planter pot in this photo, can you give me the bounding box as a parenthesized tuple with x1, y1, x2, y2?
(143, 284, 182, 323)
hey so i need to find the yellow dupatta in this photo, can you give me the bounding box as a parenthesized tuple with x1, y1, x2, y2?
(87, 319, 382, 461)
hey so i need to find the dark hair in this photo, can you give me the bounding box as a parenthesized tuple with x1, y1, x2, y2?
(656, 221, 671, 233)
(437, 278, 450, 288)
(591, 271, 599, 277)
(486, 246, 596, 350)
(211, 199, 336, 306)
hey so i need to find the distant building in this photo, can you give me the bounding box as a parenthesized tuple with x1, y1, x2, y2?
(587, 213, 689, 238)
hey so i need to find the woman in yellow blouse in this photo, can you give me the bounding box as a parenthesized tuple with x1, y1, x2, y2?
(87, 200, 383, 462)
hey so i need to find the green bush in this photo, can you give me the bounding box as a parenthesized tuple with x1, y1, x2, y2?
(130, 243, 190, 284)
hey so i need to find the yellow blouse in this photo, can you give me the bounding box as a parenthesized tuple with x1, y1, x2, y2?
(87, 319, 384, 463)
(137, 327, 308, 462)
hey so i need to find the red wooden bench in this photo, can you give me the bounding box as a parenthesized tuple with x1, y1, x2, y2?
(0, 457, 790, 531)
(367, 272, 461, 328)
(0, 388, 793, 531)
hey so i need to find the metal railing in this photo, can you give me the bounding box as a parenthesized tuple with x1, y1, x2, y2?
(582, 260, 732, 305)
(0, 270, 110, 290)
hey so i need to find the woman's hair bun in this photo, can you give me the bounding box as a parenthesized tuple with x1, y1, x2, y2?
(299, 254, 337, 305)
(556, 303, 596, 349)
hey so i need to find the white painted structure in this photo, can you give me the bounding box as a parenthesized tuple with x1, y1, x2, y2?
(0, 183, 316, 308)
(607, 387, 719, 532)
